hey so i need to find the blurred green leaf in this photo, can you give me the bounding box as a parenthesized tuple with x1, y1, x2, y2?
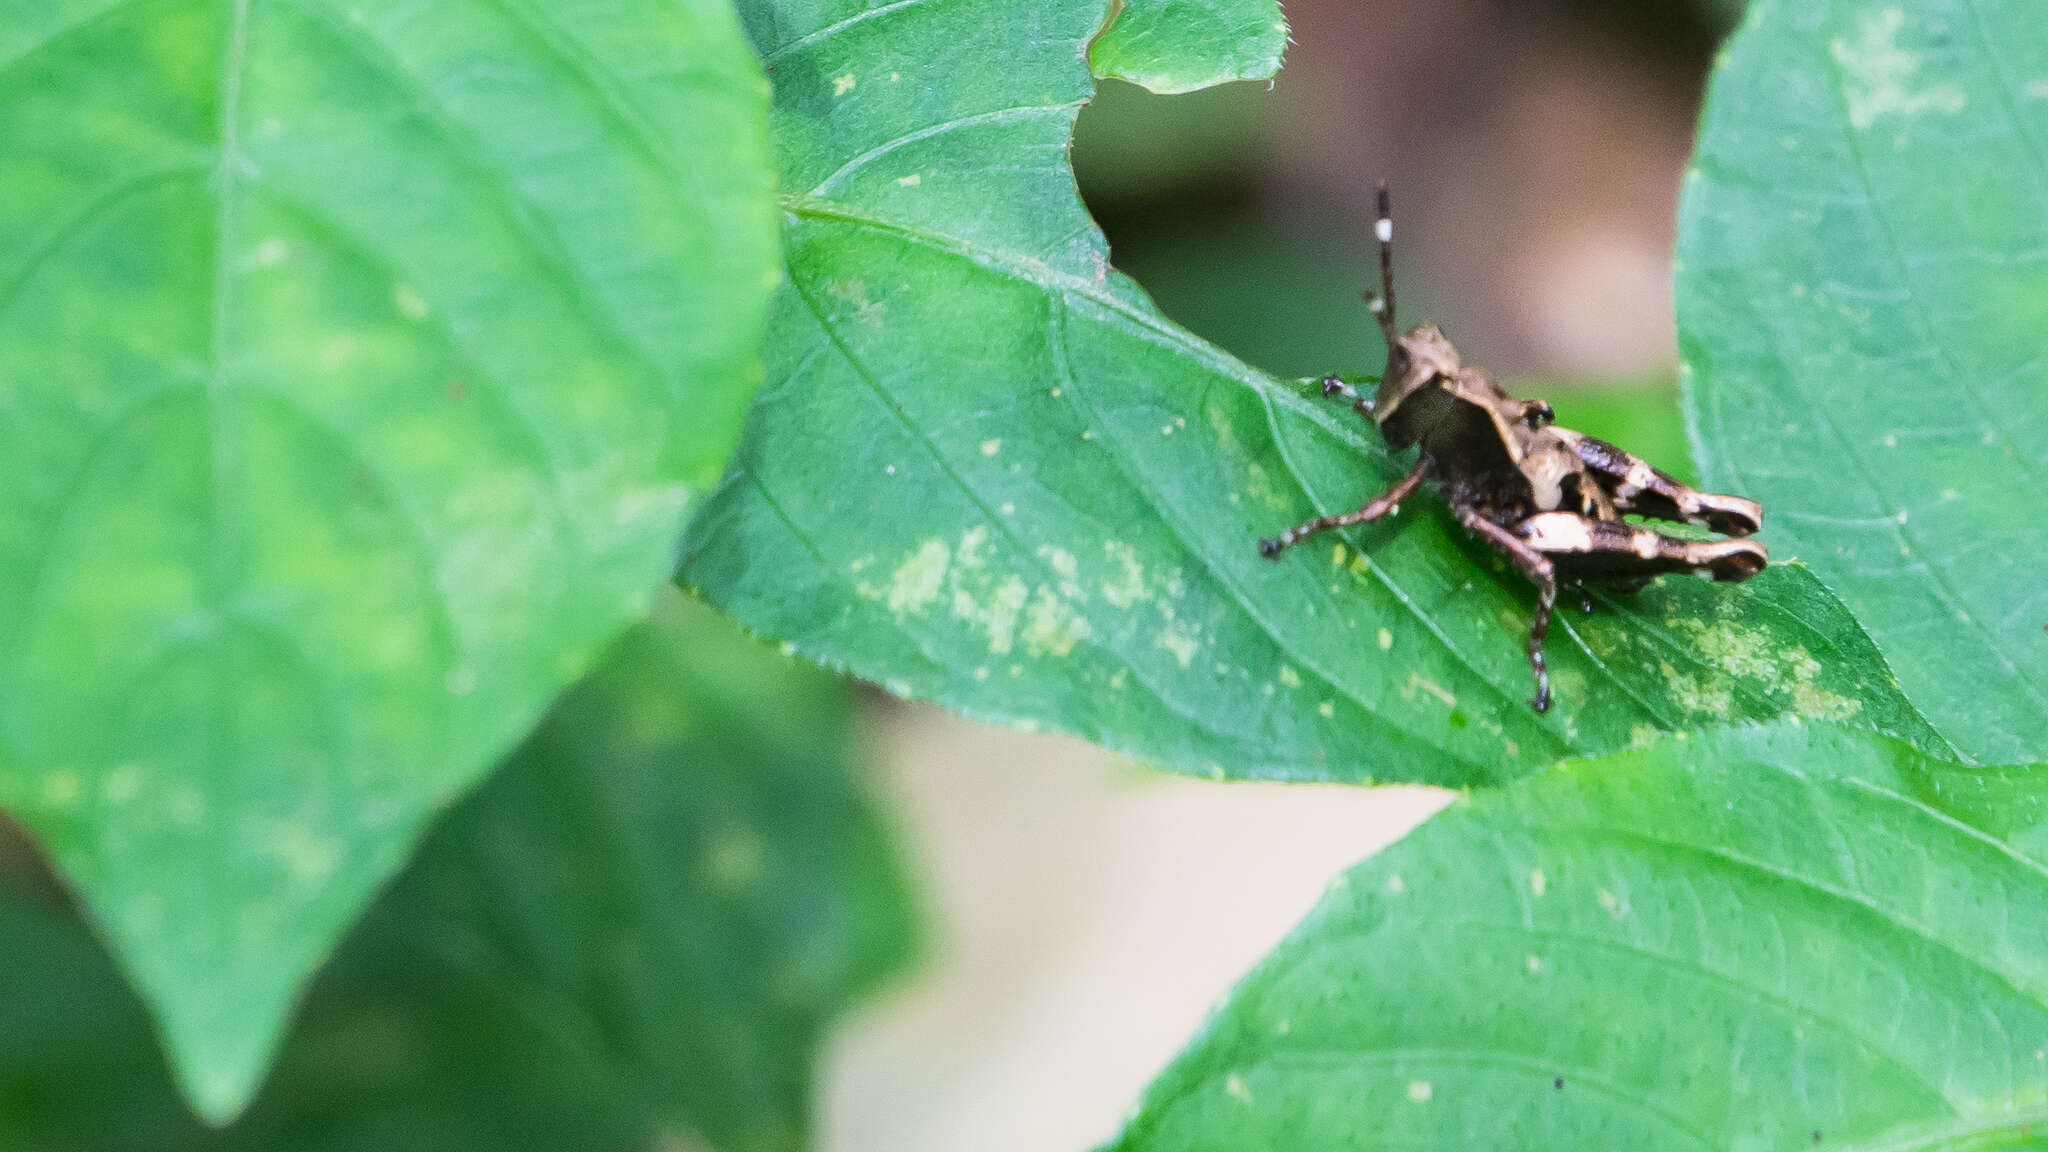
(1071, 79, 1273, 205)
(0, 0, 777, 1118)
(1109, 722, 2048, 1152)
(0, 588, 915, 1152)
(1679, 0, 2048, 763)
(688, 0, 1945, 793)
(1068, 202, 1382, 382)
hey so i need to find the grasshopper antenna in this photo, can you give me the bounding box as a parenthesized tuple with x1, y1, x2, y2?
(1364, 182, 1398, 345)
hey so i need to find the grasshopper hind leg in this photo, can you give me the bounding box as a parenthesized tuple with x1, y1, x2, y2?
(1515, 513, 1768, 585)
(1454, 509, 1560, 713)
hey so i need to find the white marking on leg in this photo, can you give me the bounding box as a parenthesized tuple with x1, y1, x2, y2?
(1375, 217, 1394, 243)
(1520, 513, 1594, 552)
(1526, 451, 1570, 512)
(1618, 460, 1656, 500)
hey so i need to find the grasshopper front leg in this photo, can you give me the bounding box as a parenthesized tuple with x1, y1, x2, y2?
(1258, 458, 1426, 559)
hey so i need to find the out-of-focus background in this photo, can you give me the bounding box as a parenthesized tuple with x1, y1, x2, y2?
(821, 1, 1738, 1149)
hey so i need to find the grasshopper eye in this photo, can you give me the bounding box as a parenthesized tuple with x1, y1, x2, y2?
(1524, 402, 1555, 429)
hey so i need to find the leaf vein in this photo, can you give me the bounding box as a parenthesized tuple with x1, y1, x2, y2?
(273, 0, 674, 396)
(244, 179, 582, 558)
(758, 0, 948, 67)
(0, 0, 160, 89)
(0, 164, 208, 321)
(1574, 823, 2048, 1016)
(808, 102, 1084, 197)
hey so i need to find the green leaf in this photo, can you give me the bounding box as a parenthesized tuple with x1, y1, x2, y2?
(0, 0, 777, 1119)
(0, 588, 915, 1152)
(688, 0, 1945, 791)
(1089, 0, 1289, 94)
(1679, 0, 2048, 763)
(1108, 722, 2048, 1152)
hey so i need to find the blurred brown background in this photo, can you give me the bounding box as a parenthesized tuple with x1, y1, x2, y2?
(1079, 0, 1734, 381)
(821, 1, 1740, 1149)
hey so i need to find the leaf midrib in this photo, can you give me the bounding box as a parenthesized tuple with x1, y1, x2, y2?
(206, 0, 253, 605)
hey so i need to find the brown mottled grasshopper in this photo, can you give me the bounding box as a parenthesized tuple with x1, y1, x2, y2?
(1260, 187, 1767, 713)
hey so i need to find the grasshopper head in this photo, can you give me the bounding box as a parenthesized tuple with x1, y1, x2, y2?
(1372, 324, 1461, 449)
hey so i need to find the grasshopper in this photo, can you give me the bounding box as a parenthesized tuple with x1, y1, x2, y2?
(1260, 187, 1766, 712)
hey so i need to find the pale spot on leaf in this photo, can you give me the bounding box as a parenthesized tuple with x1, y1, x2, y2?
(40, 769, 83, 809)
(104, 765, 142, 804)
(394, 284, 429, 319)
(1830, 9, 1966, 130)
(859, 539, 949, 619)
(1101, 541, 1148, 607)
(1024, 586, 1090, 657)
(1156, 623, 1200, 668)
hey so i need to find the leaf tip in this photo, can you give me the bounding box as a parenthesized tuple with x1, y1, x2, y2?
(121, 928, 311, 1126)
(163, 1015, 284, 1127)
